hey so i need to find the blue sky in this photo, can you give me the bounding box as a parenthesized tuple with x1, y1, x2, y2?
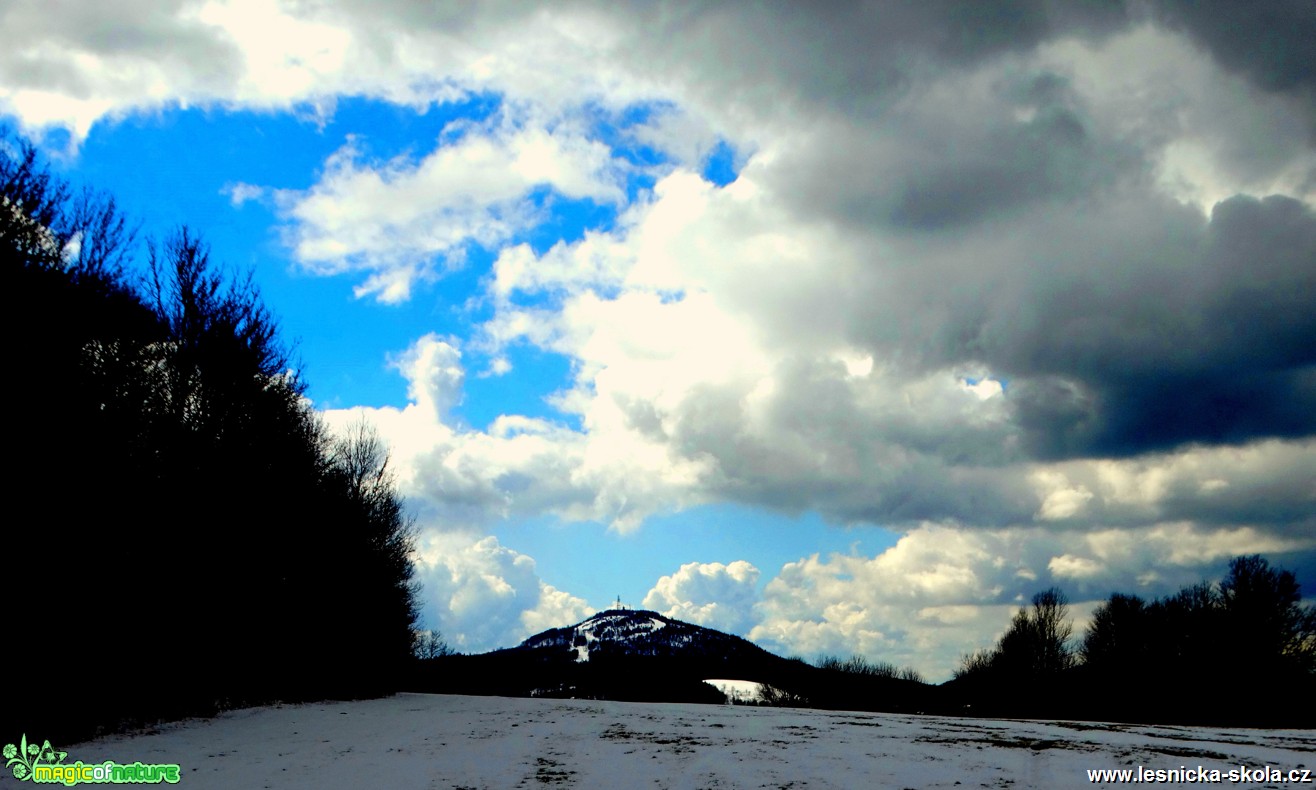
(58, 100, 595, 415)
(46, 93, 892, 636)
(6, 1, 1316, 680)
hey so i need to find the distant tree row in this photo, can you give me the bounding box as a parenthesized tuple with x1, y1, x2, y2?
(1, 132, 420, 743)
(815, 655, 925, 684)
(950, 556, 1316, 725)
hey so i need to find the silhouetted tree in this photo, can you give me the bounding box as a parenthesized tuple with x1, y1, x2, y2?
(318, 419, 422, 689)
(1074, 558, 1315, 725)
(963, 587, 1076, 680)
(816, 654, 924, 683)
(1145, 581, 1221, 675)
(1008, 588, 1074, 675)
(1081, 592, 1149, 671)
(948, 588, 1075, 717)
(954, 648, 995, 680)
(415, 630, 454, 660)
(0, 134, 69, 265)
(2, 131, 421, 742)
(1218, 555, 1316, 677)
(1, 132, 135, 277)
(757, 683, 808, 707)
(2, 133, 164, 741)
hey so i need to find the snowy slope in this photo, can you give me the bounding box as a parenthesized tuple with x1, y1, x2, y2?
(415, 608, 931, 710)
(517, 608, 772, 665)
(62, 693, 1316, 790)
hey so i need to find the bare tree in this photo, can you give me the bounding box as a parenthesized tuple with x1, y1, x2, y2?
(414, 630, 454, 660)
(1028, 587, 1076, 675)
(960, 587, 1075, 679)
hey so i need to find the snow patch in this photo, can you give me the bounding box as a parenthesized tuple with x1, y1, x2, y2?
(703, 678, 764, 704)
(65, 694, 1316, 788)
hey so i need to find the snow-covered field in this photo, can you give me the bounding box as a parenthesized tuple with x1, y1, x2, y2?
(51, 693, 1315, 789)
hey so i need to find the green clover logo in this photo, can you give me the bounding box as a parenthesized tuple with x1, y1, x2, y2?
(5, 734, 66, 783)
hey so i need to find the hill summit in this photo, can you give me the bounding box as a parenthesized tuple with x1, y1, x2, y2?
(408, 607, 793, 704)
(517, 608, 775, 665)
(409, 607, 938, 712)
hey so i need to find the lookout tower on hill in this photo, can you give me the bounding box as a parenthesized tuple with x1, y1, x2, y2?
(610, 595, 629, 611)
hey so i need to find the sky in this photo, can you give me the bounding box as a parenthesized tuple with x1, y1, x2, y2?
(5, 0, 1315, 681)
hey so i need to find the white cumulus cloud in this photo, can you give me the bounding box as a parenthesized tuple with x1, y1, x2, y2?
(643, 561, 761, 636)
(279, 119, 626, 302)
(412, 531, 592, 653)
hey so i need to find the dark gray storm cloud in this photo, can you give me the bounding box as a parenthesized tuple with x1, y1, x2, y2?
(1000, 194, 1316, 458)
(790, 96, 1316, 462)
(1152, 0, 1316, 96)
(890, 92, 1113, 231)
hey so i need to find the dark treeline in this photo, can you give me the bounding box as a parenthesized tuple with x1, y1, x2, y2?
(815, 655, 925, 684)
(413, 560, 1312, 726)
(409, 610, 938, 715)
(411, 645, 935, 714)
(948, 556, 1316, 726)
(2, 133, 419, 744)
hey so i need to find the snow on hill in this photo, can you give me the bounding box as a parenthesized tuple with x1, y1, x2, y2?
(516, 608, 770, 664)
(412, 608, 935, 709)
(508, 608, 784, 703)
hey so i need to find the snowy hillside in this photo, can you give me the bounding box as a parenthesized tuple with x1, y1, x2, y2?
(411, 608, 934, 711)
(517, 608, 774, 664)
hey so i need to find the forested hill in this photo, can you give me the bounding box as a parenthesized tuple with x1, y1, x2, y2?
(409, 608, 937, 712)
(1, 134, 420, 744)
(519, 608, 779, 664)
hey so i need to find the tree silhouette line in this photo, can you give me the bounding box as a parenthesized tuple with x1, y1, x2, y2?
(950, 556, 1316, 725)
(406, 553, 1310, 725)
(2, 132, 419, 744)
(814, 655, 924, 684)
